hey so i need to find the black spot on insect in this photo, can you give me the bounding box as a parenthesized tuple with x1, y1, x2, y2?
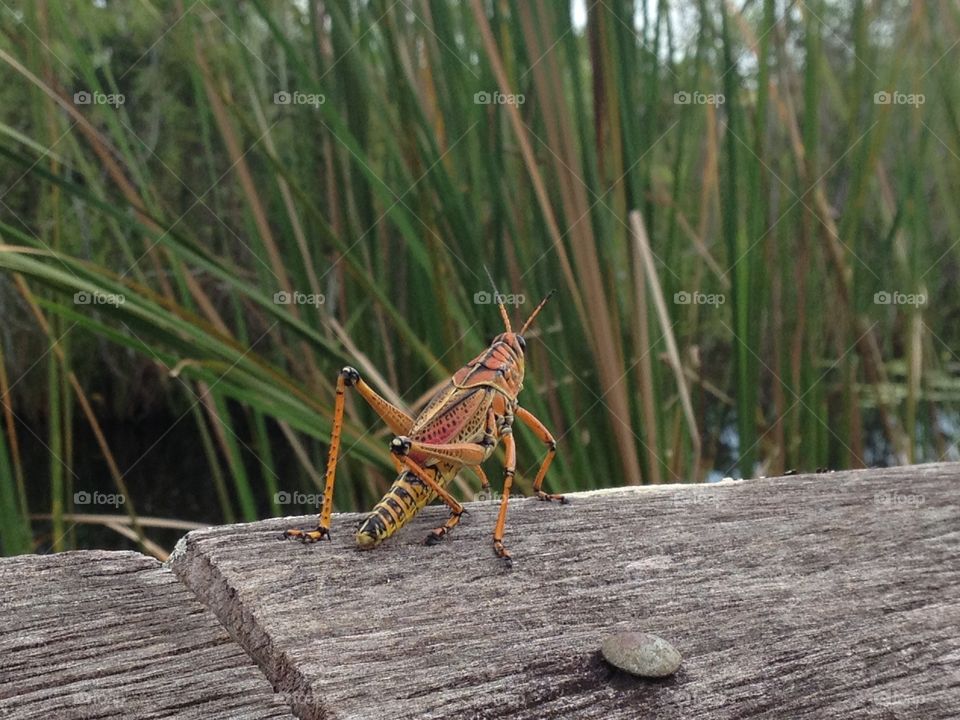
(361, 515, 386, 537)
(394, 485, 414, 506)
(517, 335, 526, 351)
(385, 497, 405, 517)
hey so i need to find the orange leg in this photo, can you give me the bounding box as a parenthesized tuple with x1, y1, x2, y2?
(284, 366, 413, 543)
(471, 407, 495, 492)
(472, 465, 490, 491)
(392, 436, 491, 465)
(424, 507, 466, 546)
(352, 373, 414, 435)
(515, 407, 565, 503)
(391, 446, 467, 545)
(492, 431, 517, 567)
(391, 435, 497, 544)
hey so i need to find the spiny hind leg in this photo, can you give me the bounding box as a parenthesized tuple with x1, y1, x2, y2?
(426, 464, 490, 545)
(348, 369, 415, 435)
(283, 368, 349, 542)
(424, 463, 489, 545)
(390, 436, 490, 466)
(284, 366, 414, 543)
(390, 438, 470, 545)
(515, 407, 565, 503)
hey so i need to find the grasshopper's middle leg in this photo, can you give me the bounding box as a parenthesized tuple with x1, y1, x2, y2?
(472, 466, 491, 492)
(284, 367, 414, 542)
(492, 431, 517, 567)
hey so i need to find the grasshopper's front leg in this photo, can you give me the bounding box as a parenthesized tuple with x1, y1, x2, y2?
(284, 366, 414, 543)
(515, 407, 565, 503)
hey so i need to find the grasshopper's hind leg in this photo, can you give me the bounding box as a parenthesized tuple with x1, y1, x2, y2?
(425, 509, 465, 546)
(424, 466, 488, 544)
(389, 436, 488, 546)
(424, 463, 492, 544)
(284, 367, 414, 543)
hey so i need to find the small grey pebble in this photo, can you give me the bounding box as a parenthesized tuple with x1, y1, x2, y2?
(601, 631, 682, 678)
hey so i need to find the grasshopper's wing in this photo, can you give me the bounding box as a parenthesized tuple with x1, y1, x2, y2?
(409, 343, 517, 451)
(410, 380, 493, 447)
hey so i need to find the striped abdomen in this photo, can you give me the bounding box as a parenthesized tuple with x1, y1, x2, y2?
(356, 469, 447, 548)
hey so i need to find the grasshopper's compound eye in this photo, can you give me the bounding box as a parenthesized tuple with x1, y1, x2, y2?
(517, 335, 526, 352)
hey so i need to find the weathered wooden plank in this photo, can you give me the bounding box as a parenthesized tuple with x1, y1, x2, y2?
(0, 550, 296, 720)
(169, 463, 960, 720)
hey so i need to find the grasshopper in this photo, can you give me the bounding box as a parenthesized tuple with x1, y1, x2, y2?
(284, 291, 564, 565)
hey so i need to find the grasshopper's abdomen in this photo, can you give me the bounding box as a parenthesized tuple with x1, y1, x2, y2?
(356, 470, 438, 548)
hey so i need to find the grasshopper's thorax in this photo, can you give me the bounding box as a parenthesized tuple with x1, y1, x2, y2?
(410, 332, 526, 445)
(455, 331, 526, 399)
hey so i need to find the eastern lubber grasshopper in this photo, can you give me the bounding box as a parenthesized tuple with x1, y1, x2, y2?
(284, 290, 565, 566)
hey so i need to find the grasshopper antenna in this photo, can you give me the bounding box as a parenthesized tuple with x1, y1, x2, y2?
(483, 265, 512, 333)
(519, 289, 556, 335)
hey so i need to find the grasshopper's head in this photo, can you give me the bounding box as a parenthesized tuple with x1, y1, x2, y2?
(490, 331, 526, 354)
(489, 330, 528, 373)
(464, 289, 554, 398)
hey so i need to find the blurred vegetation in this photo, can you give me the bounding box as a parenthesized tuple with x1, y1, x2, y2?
(0, 0, 957, 558)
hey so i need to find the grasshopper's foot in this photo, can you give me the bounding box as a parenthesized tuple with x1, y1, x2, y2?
(493, 540, 513, 569)
(535, 490, 568, 504)
(425, 509, 466, 546)
(425, 529, 446, 546)
(282, 525, 331, 543)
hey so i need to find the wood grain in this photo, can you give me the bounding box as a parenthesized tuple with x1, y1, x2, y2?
(168, 463, 960, 720)
(0, 550, 296, 720)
